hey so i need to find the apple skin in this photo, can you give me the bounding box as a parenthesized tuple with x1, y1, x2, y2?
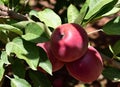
(53, 77, 64, 87)
(66, 46, 103, 83)
(37, 42, 64, 72)
(50, 23, 88, 62)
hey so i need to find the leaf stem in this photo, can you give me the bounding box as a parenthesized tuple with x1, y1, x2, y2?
(5, 75, 11, 80)
(87, 29, 103, 35)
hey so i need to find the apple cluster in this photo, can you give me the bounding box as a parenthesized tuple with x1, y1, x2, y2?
(37, 23, 103, 83)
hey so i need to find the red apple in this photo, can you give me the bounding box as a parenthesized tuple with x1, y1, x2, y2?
(53, 77, 64, 87)
(66, 46, 103, 83)
(37, 42, 64, 72)
(50, 23, 88, 62)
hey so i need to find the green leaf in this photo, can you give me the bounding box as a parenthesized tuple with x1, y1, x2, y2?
(38, 8, 61, 28)
(0, 0, 4, 5)
(29, 10, 39, 18)
(29, 70, 52, 87)
(92, 0, 118, 18)
(39, 59, 52, 75)
(12, 21, 33, 29)
(102, 1, 120, 17)
(6, 37, 28, 55)
(22, 22, 44, 42)
(1, 0, 9, 4)
(103, 67, 120, 82)
(43, 24, 52, 39)
(1, 51, 10, 64)
(67, 4, 79, 23)
(82, 0, 118, 25)
(6, 37, 39, 70)
(85, 0, 115, 20)
(38, 48, 52, 75)
(10, 76, 31, 87)
(112, 40, 120, 55)
(0, 24, 23, 35)
(103, 16, 120, 35)
(12, 59, 26, 78)
(74, 0, 89, 25)
(0, 60, 5, 81)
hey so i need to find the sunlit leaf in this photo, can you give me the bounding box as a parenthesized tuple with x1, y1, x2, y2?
(102, 1, 120, 17)
(0, 60, 5, 81)
(12, 21, 33, 29)
(1, 51, 10, 64)
(29, 10, 39, 18)
(38, 48, 52, 75)
(74, 0, 89, 25)
(6, 37, 28, 55)
(85, 0, 115, 19)
(0, 0, 4, 5)
(6, 37, 39, 70)
(38, 8, 61, 28)
(0, 24, 23, 35)
(93, 0, 118, 19)
(9, 76, 31, 87)
(22, 22, 44, 42)
(67, 4, 79, 23)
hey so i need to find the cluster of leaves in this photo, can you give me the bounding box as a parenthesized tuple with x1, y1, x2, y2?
(0, 0, 120, 87)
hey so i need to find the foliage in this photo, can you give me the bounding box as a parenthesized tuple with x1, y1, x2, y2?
(0, 0, 120, 87)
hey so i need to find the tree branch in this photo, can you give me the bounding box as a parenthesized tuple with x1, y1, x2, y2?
(0, 5, 28, 21)
(101, 53, 120, 69)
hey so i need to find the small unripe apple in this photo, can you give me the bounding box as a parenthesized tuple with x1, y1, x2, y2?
(66, 46, 103, 83)
(50, 23, 88, 62)
(37, 42, 64, 72)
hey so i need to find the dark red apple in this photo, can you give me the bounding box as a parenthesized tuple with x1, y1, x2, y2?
(37, 42, 64, 72)
(53, 77, 64, 87)
(66, 46, 103, 83)
(50, 23, 88, 62)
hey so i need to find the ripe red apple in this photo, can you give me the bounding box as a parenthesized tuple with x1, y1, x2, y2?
(66, 46, 103, 83)
(37, 42, 64, 72)
(50, 23, 88, 62)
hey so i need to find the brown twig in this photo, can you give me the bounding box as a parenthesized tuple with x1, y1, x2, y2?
(0, 5, 28, 21)
(101, 53, 120, 69)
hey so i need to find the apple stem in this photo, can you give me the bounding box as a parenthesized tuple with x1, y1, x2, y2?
(87, 29, 103, 35)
